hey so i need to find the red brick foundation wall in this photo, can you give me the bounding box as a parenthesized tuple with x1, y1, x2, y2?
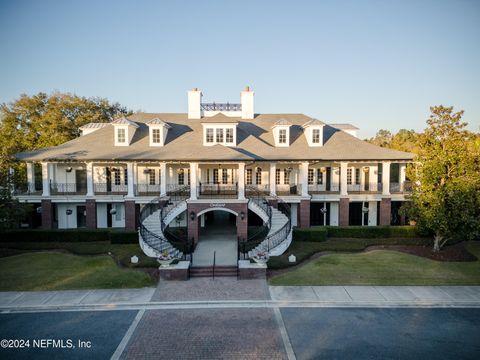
(86, 199, 97, 229)
(339, 198, 349, 226)
(125, 200, 137, 230)
(187, 202, 248, 244)
(298, 199, 311, 228)
(379, 198, 392, 226)
(41, 199, 53, 229)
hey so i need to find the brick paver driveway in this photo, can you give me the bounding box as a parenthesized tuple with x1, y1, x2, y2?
(121, 308, 287, 360)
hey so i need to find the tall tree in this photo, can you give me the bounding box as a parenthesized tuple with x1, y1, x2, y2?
(0, 92, 130, 188)
(403, 106, 480, 251)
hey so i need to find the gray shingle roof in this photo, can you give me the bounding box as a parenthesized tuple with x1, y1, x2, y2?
(15, 113, 414, 162)
(330, 123, 359, 130)
(271, 118, 292, 128)
(146, 118, 171, 128)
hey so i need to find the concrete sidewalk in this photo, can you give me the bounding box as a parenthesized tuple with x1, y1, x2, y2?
(1, 284, 480, 311)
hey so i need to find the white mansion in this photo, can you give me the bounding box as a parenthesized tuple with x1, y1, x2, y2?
(15, 87, 413, 260)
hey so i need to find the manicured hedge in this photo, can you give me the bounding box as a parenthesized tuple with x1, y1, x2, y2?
(293, 227, 328, 242)
(109, 231, 138, 244)
(1, 229, 138, 244)
(325, 225, 421, 239)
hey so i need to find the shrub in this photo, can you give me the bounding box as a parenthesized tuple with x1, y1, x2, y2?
(1, 229, 110, 242)
(109, 231, 138, 244)
(293, 227, 327, 242)
(325, 225, 422, 239)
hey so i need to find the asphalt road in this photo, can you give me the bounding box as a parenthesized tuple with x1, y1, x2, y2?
(0, 310, 137, 360)
(281, 308, 480, 360)
(1, 308, 479, 359)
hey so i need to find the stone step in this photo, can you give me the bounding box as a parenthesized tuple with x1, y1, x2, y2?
(189, 266, 238, 277)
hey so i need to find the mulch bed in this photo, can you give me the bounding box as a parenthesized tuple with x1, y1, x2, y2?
(367, 242, 478, 262)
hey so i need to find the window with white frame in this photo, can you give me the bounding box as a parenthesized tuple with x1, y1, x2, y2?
(213, 169, 219, 184)
(147, 169, 156, 185)
(226, 128, 234, 143)
(355, 168, 361, 184)
(308, 169, 314, 185)
(117, 128, 126, 143)
(113, 169, 121, 185)
(124, 168, 128, 185)
(152, 129, 161, 144)
(255, 168, 262, 185)
(317, 169, 323, 185)
(276, 169, 281, 185)
(178, 170, 185, 185)
(246, 169, 252, 185)
(187, 169, 191, 185)
(347, 168, 353, 185)
(216, 128, 224, 143)
(284, 169, 290, 185)
(312, 129, 320, 144)
(206, 128, 214, 143)
(279, 129, 287, 144)
(222, 169, 228, 184)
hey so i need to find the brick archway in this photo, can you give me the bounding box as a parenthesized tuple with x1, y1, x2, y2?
(187, 202, 248, 245)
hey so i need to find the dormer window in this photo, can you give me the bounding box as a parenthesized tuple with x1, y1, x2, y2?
(152, 129, 161, 144)
(226, 128, 234, 143)
(146, 118, 171, 147)
(302, 118, 325, 147)
(206, 128, 214, 143)
(279, 129, 287, 144)
(117, 128, 126, 143)
(216, 128, 224, 143)
(271, 119, 292, 147)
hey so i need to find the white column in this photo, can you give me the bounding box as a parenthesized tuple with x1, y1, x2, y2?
(127, 162, 134, 197)
(340, 162, 348, 196)
(189, 162, 198, 200)
(300, 162, 309, 197)
(269, 162, 276, 196)
(41, 162, 50, 196)
(382, 161, 391, 195)
(238, 162, 245, 200)
(160, 162, 167, 196)
(27, 163, 35, 192)
(86, 162, 94, 196)
(399, 163, 406, 191)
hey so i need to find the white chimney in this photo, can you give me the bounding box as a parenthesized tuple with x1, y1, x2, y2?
(240, 86, 254, 119)
(188, 88, 202, 119)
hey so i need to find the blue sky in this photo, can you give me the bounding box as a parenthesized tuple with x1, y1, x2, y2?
(1, 0, 479, 137)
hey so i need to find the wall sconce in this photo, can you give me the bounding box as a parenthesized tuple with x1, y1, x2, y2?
(178, 168, 184, 174)
(363, 167, 369, 173)
(320, 167, 327, 173)
(240, 211, 245, 220)
(286, 167, 293, 172)
(190, 211, 196, 221)
(256, 167, 262, 173)
(66, 167, 73, 173)
(320, 207, 327, 214)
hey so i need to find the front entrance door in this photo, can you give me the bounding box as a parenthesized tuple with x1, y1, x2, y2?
(77, 205, 86, 228)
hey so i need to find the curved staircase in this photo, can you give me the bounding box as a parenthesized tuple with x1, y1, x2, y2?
(139, 186, 293, 260)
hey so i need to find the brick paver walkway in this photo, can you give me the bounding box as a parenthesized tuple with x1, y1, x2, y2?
(152, 277, 270, 301)
(121, 308, 287, 360)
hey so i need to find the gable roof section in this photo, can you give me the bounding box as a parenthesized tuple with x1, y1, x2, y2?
(302, 118, 325, 128)
(15, 113, 414, 162)
(147, 117, 171, 128)
(200, 113, 239, 124)
(111, 116, 139, 128)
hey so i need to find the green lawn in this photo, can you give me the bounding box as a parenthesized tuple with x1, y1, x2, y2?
(0, 251, 155, 291)
(269, 242, 480, 286)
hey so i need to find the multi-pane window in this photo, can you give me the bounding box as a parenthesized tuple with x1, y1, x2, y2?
(256, 169, 262, 185)
(312, 129, 320, 144)
(222, 169, 228, 184)
(279, 129, 287, 144)
(317, 169, 323, 185)
(207, 169, 210, 184)
(206, 128, 214, 143)
(187, 169, 191, 185)
(124, 168, 128, 185)
(216, 128, 224, 143)
(355, 168, 361, 184)
(117, 128, 126, 143)
(246, 169, 252, 185)
(178, 170, 185, 185)
(284, 169, 290, 185)
(276, 169, 281, 185)
(308, 169, 314, 185)
(113, 169, 121, 185)
(147, 170, 156, 185)
(152, 129, 161, 143)
(213, 169, 219, 184)
(347, 168, 353, 185)
(226, 128, 234, 143)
